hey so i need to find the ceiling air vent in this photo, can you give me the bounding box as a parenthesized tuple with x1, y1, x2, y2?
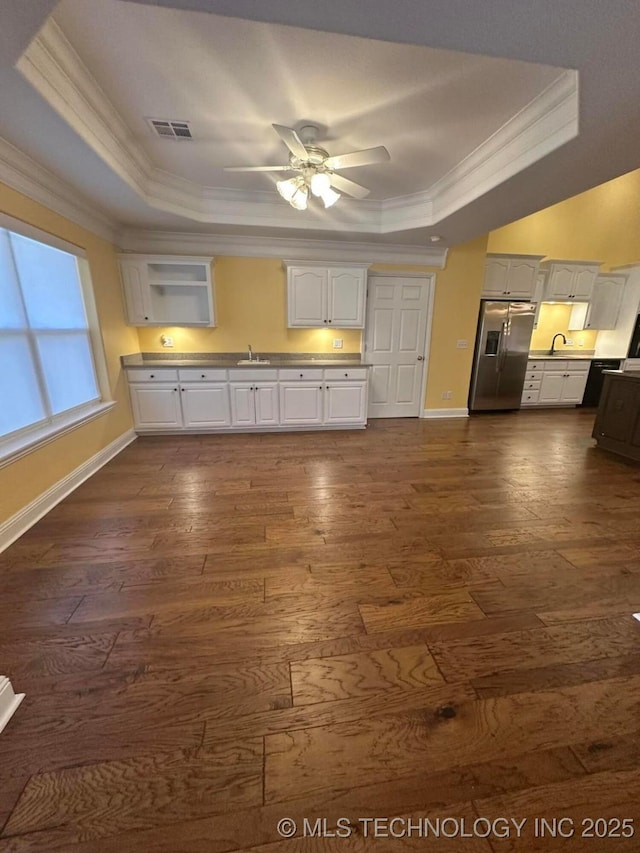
(147, 118, 193, 140)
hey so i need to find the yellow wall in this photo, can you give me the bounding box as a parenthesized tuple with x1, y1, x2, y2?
(136, 257, 361, 354)
(0, 183, 137, 524)
(530, 303, 598, 352)
(487, 168, 640, 270)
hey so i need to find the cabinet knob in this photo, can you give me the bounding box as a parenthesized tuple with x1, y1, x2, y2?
(319, 386, 323, 390)
(144, 316, 149, 320)
(299, 373, 303, 377)
(150, 374, 155, 378)
(344, 373, 348, 377)
(173, 388, 177, 392)
(323, 319, 327, 324)
(417, 356, 424, 361)
(328, 319, 332, 323)
(201, 374, 206, 378)
(326, 385, 330, 389)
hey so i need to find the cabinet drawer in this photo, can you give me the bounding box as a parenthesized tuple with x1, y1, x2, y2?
(526, 361, 548, 371)
(279, 368, 324, 381)
(228, 369, 278, 381)
(525, 371, 543, 381)
(521, 390, 540, 404)
(178, 368, 227, 381)
(565, 360, 591, 372)
(523, 380, 541, 391)
(324, 367, 368, 380)
(127, 368, 179, 382)
(542, 360, 568, 371)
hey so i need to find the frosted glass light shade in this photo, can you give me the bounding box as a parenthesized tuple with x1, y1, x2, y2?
(276, 178, 299, 201)
(290, 185, 309, 210)
(320, 187, 341, 208)
(310, 172, 331, 196)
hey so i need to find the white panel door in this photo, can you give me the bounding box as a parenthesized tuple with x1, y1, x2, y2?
(230, 383, 256, 426)
(121, 262, 152, 325)
(328, 268, 366, 327)
(287, 267, 327, 326)
(181, 384, 230, 427)
(254, 383, 280, 425)
(279, 383, 323, 425)
(507, 259, 538, 298)
(129, 384, 182, 429)
(546, 266, 574, 299)
(364, 276, 430, 418)
(585, 277, 624, 330)
(324, 382, 367, 424)
(482, 257, 509, 297)
(573, 267, 597, 300)
(561, 372, 589, 403)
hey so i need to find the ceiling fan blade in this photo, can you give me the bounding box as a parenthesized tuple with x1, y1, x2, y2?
(323, 146, 390, 171)
(224, 165, 292, 172)
(272, 124, 309, 160)
(328, 173, 370, 199)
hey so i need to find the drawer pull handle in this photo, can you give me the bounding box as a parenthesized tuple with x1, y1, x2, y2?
(300, 373, 303, 377)
(201, 374, 206, 378)
(344, 373, 348, 377)
(150, 374, 155, 378)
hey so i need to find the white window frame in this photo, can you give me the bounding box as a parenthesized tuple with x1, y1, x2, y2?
(0, 213, 114, 468)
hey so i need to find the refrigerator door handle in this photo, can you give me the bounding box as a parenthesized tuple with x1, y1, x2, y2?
(497, 320, 509, 371)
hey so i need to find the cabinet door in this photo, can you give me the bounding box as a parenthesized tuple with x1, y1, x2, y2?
(507, 259, 538, 298)
(327, 268, 366, 327)
(279, 382, 323, 425)
(585, 278, 624, 329)
(538, 373, 564, 403)
(572, 267, 597, 300)
(229, 383, 256, 426)
(180, 384, 230, 427)
(560, 371, 588, 404)
(129, 384, 182, 429)
(323, 382, 367, 424)
(287, 267, 327, 326)
(120, 262, 152, 325)
(546, 265, 574, 299)
(254, 383, 279, 426)
(483, 258, 509, 296)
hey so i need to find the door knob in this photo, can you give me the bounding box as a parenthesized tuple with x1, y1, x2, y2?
(417, 356, 424, 361)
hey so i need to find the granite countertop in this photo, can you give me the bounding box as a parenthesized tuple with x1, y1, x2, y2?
(121, 352, 369, 369)
(528, 351, 596, 360)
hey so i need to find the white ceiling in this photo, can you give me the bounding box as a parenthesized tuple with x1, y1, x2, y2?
(1, 0, 640, 252)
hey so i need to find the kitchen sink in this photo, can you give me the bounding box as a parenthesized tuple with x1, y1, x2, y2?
(237, 359, 270, 365)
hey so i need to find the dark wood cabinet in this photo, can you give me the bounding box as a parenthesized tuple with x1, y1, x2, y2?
(592, 371, 640, 461)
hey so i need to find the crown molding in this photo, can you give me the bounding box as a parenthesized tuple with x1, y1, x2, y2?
(17, 19, 578, 234)
(116, 229, 448, 267)
(0, 136, 118, 242)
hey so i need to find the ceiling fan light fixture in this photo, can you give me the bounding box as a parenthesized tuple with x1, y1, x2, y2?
(289, 184, 309, 210)
(319, 186, 341, 208)
(276, 177, 300, 202)
(310, 172, 331, 196)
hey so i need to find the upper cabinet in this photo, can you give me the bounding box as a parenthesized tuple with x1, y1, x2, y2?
(285, 262, 368, 327)
(119, 254, 216, 326)
(482, 254, 543, 299)
(539, 260, 600, 302)
(569, 273, 627, 331)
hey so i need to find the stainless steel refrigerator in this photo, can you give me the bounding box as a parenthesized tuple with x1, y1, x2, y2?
(469, 301, 536, 411)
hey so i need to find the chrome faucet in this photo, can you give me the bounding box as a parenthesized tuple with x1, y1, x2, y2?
(550, 333, 567, 355)
(247, 344, 253, 361)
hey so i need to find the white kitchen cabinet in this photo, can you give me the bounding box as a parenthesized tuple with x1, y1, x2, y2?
(129, 383, 182, 429)
(180, 384, 230, 427)
(540, 260, 600, 301)
(285, 261, 368, 327)
(522, 359, 590, 407)
(568, 274, 626, 331)
(119, 254, 215, 327)
(279, 382, 324, 425)
(230, 382, 279, 426)
(482, 254, 542, 299)
(324, 381, 367, 424)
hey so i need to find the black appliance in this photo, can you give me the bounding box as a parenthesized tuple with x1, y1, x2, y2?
(580, 359, 622, 407)
(628, 314, 640, 359)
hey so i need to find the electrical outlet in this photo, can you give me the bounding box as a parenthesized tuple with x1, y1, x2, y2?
(578, 338, 584, 347)
(565, 338, 574, 346)
(456, 339, 469, 349)
(441, 390, 453, 400)
(332, 338, 343, 349)
(161, 335, 174, 348)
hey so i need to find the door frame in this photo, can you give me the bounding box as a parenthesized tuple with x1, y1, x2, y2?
(363, 271, 436, 418)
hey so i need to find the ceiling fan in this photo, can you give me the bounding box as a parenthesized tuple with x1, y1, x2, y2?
(224, 124, 390, 210)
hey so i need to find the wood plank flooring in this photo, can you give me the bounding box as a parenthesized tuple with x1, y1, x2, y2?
(1, 408, 640, 851)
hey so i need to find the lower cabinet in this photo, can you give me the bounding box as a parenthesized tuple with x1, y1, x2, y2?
(230, 382, 279, 426)
(127, 366, 368, 432)
(522, 360, 590, 407)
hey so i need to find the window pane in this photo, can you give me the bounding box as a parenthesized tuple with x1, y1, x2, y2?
(36, 333, 98, 414)
(0, 334, 46, 437)
(10, 233, 88, 329)
(0, 230, 27, 329)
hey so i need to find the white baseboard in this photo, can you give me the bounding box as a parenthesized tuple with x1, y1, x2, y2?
(0, 676, 25, 734)
(0, 429, 136, 554)
(421, 408, 469, 419)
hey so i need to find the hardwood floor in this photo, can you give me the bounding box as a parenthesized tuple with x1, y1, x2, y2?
(1, 408, 640, 851)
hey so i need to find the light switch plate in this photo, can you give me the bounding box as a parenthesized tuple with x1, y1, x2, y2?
(456, 340, 468, 349)
(161, 335, 174, 348)
(333, 338, 343, 349)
